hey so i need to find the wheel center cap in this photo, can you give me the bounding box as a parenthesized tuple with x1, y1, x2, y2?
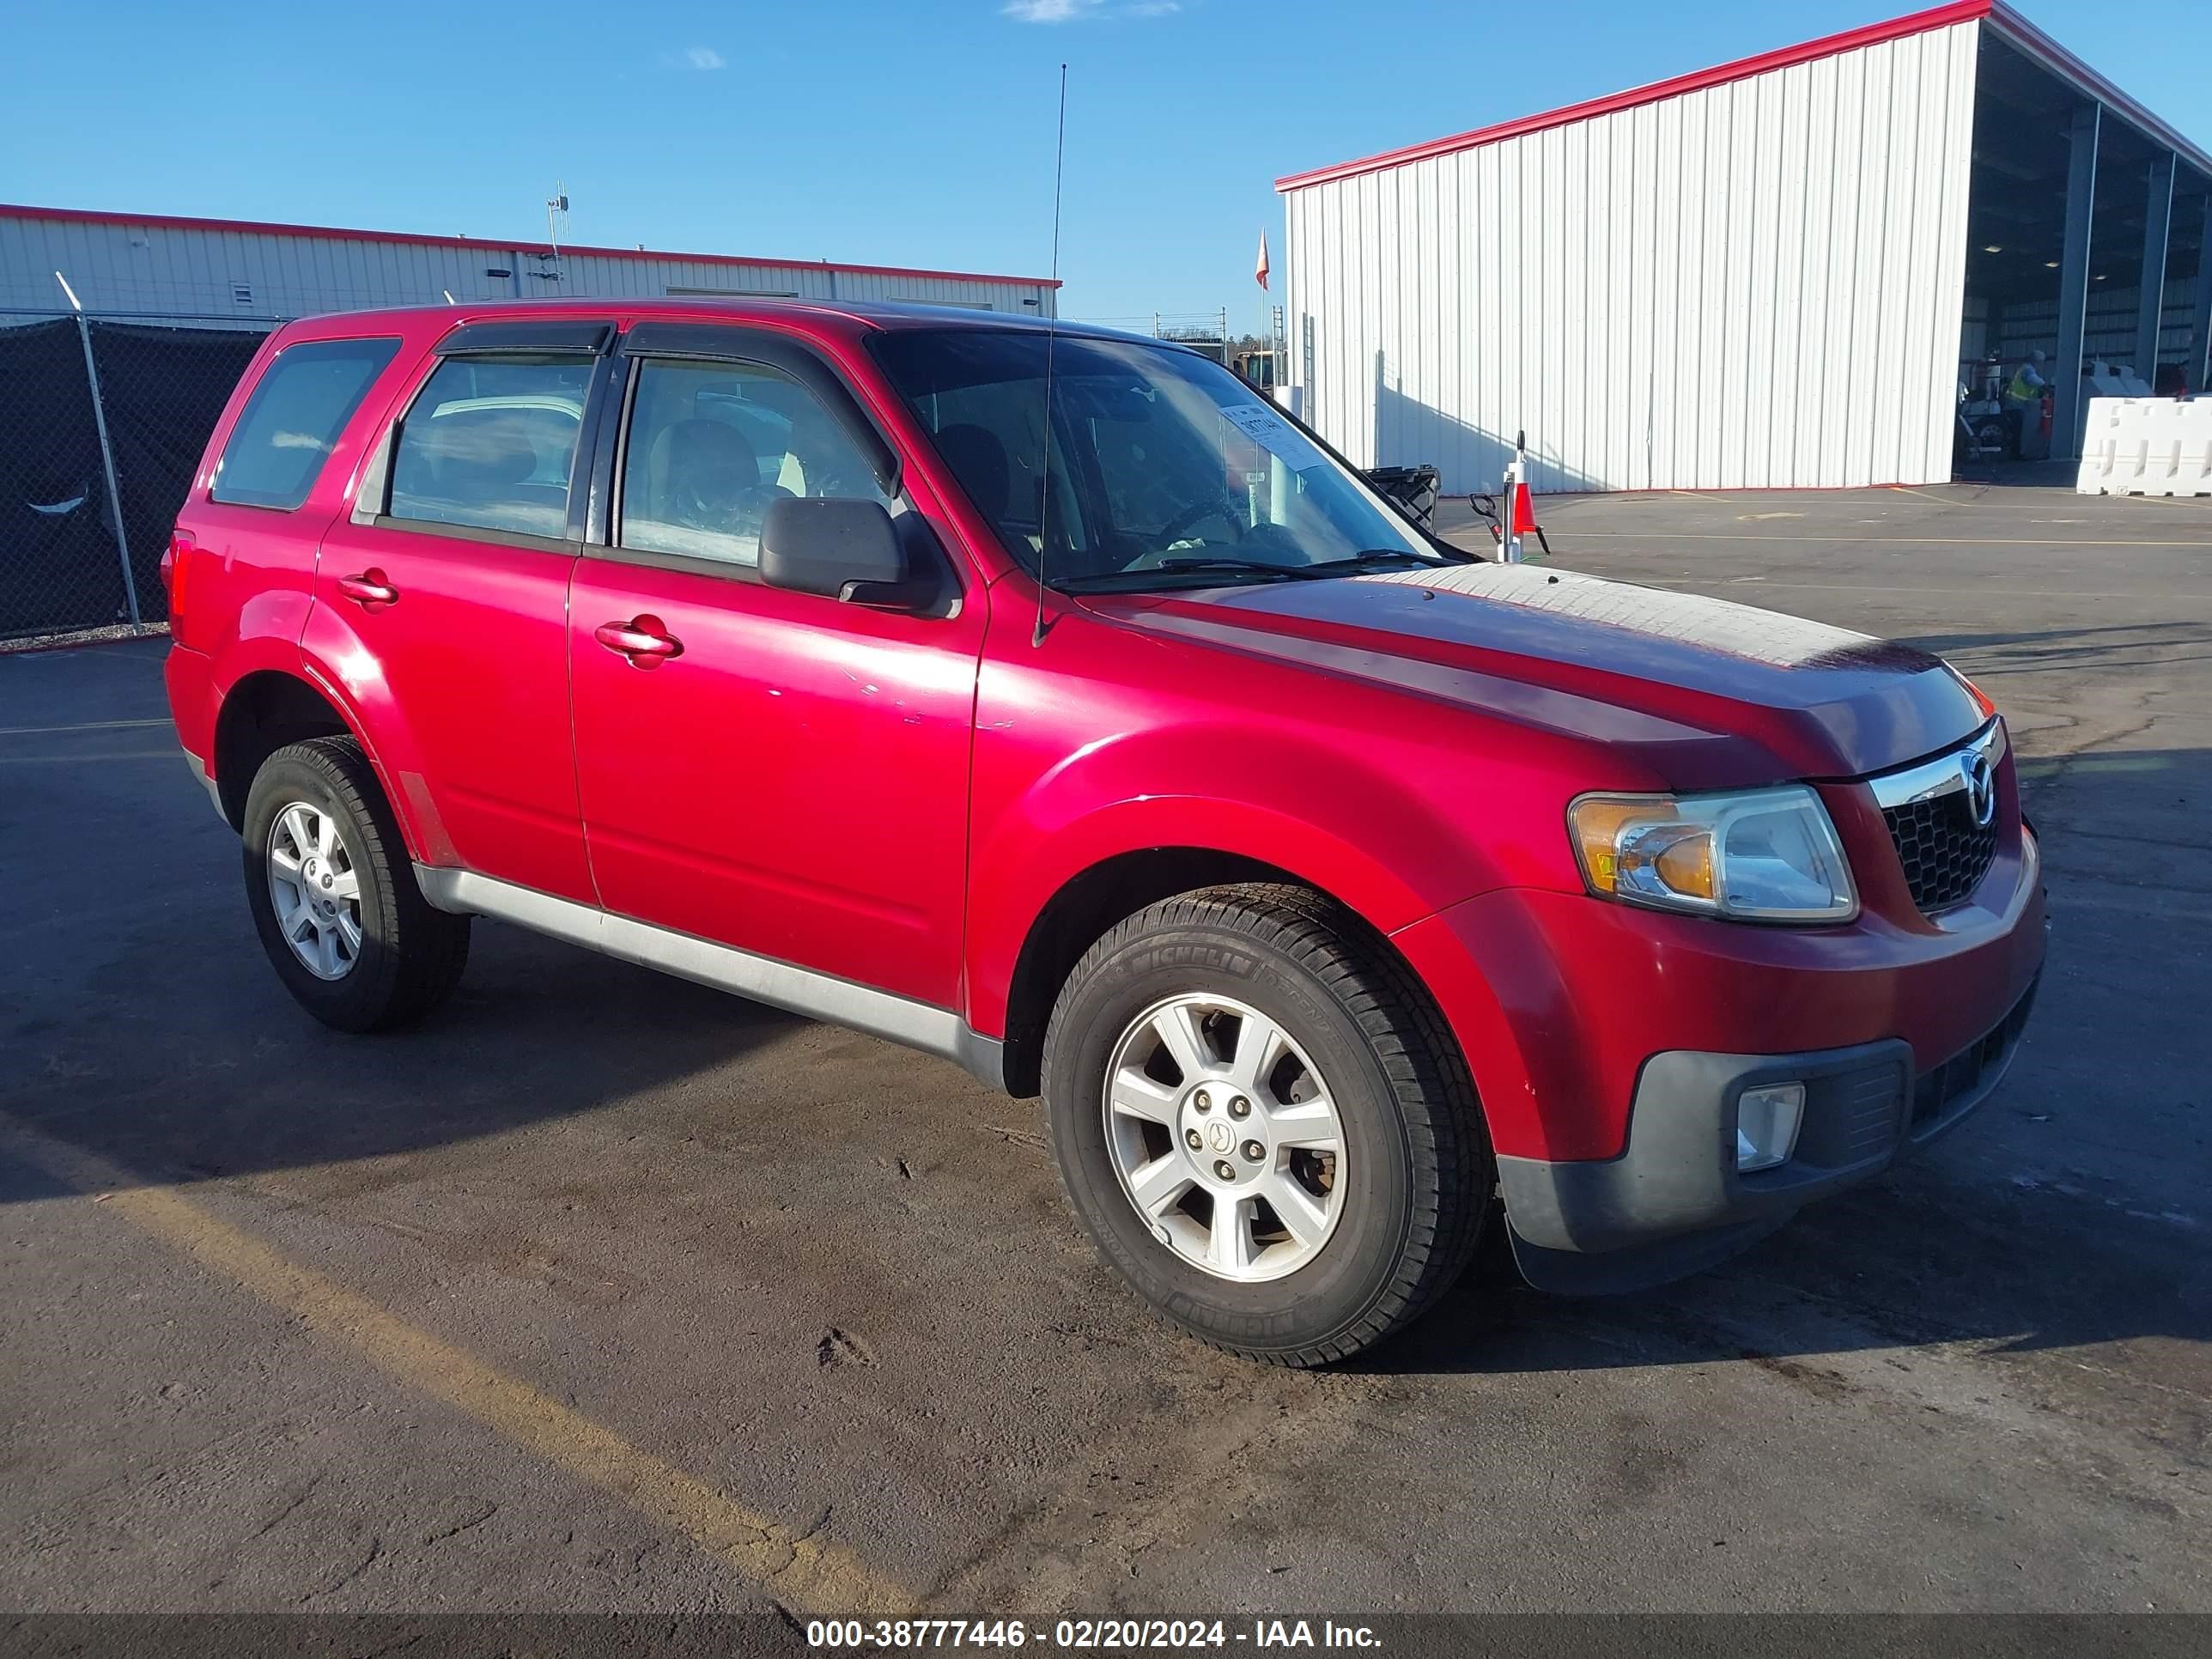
(1205, 1121, 1233, 1154)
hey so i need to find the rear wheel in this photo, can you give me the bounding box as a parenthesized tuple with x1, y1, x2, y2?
(1042, 884, 1489, 1366)
(241, 738, 470, 1033)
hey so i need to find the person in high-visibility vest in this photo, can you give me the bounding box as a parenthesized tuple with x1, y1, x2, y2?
(2002, 350, 2049, 457)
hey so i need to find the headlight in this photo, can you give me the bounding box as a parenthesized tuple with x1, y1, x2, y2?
(1568, 785, 1857, 922)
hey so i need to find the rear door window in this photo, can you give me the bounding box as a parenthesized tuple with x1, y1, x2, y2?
(387, 355, 592, 539)
(211, 337, 400, 510)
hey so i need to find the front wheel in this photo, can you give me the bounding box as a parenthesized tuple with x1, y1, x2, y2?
(1042, 884, 1490, 1366)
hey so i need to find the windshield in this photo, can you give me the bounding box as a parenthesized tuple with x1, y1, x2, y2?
(871, 329, 1451, 591)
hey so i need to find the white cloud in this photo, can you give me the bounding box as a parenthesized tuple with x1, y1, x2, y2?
(1003, 0, 1177, 21)
(686, 46, 725, 70)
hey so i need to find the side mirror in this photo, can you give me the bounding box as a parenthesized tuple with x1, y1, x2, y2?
(758, 497, 930, 610)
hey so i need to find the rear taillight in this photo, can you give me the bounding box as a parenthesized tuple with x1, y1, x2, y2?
(163, 530, 196, 644)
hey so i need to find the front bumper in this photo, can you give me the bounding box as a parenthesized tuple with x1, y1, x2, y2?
(1497, 973, 2039, 1293)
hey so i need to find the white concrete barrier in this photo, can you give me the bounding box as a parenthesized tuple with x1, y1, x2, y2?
(2076, 396, 2212, 496)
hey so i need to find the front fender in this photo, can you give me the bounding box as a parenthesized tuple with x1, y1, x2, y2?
(963, 720, 1502, 1038)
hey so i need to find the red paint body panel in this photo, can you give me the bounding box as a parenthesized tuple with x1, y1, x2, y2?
(164, 641, 217, 762)
(959, 593, 1611, 1036)
(307, 520, 591, 900)
(168, 295, 2048, 1182)
(568, 556, 985, 1007)
(1079, 566, 1986, 787)
(1397, 831, 2044, 1162)
(168, 317, 408, 795)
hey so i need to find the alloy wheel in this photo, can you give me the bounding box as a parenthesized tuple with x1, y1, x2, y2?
(265, 800, 362, 981)
(1101, 993, 1347, 1283)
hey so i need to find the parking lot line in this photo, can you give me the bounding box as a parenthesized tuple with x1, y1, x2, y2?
(0, 716, 174, 738)
(0, 1110, 919, 1621)
(0, 718, 175, 737)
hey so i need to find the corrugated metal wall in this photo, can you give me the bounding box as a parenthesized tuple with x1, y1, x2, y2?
(0, 215, 1052, 320)
(1283, 17, 1982, 492)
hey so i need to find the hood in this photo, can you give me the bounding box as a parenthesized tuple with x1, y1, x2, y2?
(1078, 562, 1986, 790)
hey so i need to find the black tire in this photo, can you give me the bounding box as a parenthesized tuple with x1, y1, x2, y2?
(240, 738, 471, 1033)
(1042, 884, 1490, 1366)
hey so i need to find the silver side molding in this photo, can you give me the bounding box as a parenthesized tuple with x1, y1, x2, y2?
(415, 866, 1006, 1091)
(1866, 717, 2007, 811)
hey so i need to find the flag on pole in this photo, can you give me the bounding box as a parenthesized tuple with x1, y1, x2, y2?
(1255, 230, 1270, 291)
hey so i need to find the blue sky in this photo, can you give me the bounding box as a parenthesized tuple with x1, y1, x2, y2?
(7, 0, 2209, 326)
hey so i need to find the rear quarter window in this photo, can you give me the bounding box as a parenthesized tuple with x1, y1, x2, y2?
(211, 337, 401, 510)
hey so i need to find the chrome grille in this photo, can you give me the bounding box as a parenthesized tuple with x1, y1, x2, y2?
(1881, 793, 1997, 911)
(1868, 719, 2005, 915)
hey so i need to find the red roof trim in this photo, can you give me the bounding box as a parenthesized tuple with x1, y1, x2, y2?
(1274, 0, 1993, 192)
(0, 202, 1060, 290)
(1984, 3, 2212, 179)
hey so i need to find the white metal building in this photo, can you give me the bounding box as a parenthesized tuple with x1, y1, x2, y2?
(0, 204, 1059, 323)
(1277, 0, 2212, 492)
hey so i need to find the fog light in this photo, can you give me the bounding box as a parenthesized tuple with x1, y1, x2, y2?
(1735, 1082, 1805, 1172)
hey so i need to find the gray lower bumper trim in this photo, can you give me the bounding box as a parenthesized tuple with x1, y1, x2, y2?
(1499, 1039, 1914, 1258)
(183, 750, 226, 823)
(1500, 981, 2035, 1294)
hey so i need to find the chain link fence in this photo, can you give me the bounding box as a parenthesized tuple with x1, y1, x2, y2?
(1, 310, 271, 644)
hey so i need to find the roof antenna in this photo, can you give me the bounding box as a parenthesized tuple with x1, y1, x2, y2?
(1031, 64, 1067, 648)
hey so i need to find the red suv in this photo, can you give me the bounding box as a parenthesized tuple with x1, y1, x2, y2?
(163, 299, 2045, 1364)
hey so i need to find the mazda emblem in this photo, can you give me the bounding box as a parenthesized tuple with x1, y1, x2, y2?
(1961, 750, 1996, 828)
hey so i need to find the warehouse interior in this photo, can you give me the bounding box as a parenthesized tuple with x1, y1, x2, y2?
(1960, 27, 2212, 461)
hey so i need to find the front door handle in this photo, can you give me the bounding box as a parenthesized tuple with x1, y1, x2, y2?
(594, 615, 684, 668)
(337, 569, 398, 607)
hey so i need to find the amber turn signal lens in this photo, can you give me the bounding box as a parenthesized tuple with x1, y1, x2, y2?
(1570, 799, 1716, 902)
(1568, 798, 1664, 895)
(1644, 826, 1717, 901)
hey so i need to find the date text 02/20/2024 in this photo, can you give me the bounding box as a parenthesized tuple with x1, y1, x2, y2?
(805, 1620, 1382, 1650)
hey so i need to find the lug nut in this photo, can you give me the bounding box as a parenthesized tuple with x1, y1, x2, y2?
(1185, 1129, 1204, 1152)
(1242, 1140, 1264, 1162)
(1213, 1159, 1237, 1182)
(1194, 1090, 1212, 1111)
(1228, 1096, 1250, 1118)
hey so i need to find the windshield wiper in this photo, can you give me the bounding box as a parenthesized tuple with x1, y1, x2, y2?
(1054, 558, 1319, 592)
(1053, 550, 1448, 593)
(1296, 550, 1445, 573)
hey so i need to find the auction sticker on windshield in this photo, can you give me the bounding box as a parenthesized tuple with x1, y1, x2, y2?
(1218, 403, 1327, 472)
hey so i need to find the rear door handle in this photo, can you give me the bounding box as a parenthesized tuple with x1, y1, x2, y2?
(594, 616, 684, 668)
(337, 569, 398, 607)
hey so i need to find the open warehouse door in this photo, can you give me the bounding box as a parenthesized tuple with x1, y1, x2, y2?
(1959, 22, 2212, 475)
